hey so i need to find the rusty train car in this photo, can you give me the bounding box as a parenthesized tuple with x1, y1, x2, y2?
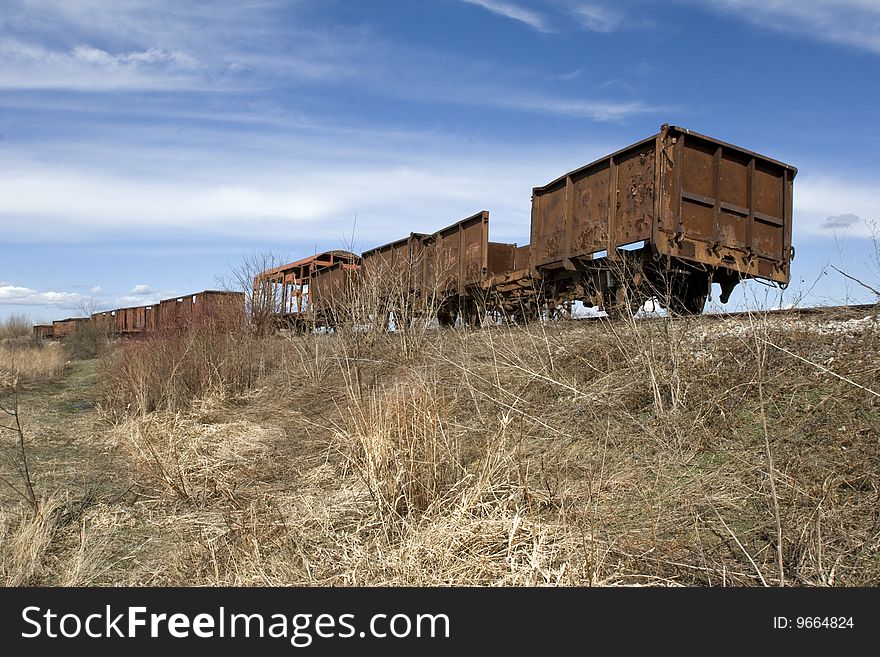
(252, 250, 359, 330)
(528, 124, 796, 315)
(33, 290, 245, 339)
(35, 317, 90, 339)
(309, 211, 527, 326)
(34, 123, 795, 338)
(298, 124, 796, 328)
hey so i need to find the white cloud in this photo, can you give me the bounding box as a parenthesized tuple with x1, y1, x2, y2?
(459, 0, 551, 33)
(688, 0, 880, 54)
(794, 175, 880, 238)
(572, 4, 622, 32)
(115, 295, 158, 307)
(91, 286, 103, 294)
(0, 283, 81, 307)
(130, 284, 154, 295)
(0, 128, 620, 247)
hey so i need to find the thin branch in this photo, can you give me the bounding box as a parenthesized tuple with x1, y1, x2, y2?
(830, 265, 880, 297)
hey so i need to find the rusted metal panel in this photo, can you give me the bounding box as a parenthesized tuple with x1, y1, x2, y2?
(144, 305, 157, 332)
(531, 135, 657, 271)
(513, 245, 531, 271)
(112, 305, 149, 334)
(154, 290, 244, 330)
(531, 124, 797, 285)
(422, 211, 489, 297)
(158, 297, 185, 329)
(361, 233, 426, 298)
(487, 242, 516, 275)
(91, 311, 114, 331)
(192, 290, 245, 327)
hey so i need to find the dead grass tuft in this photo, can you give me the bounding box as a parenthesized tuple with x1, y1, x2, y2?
(0, 341, 67, 387)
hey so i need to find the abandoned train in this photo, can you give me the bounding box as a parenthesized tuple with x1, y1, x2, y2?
(35, 124, 796, 339)
(257, 124, 797, 329)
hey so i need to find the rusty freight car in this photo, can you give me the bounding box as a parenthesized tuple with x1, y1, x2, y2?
(529, 124, 797, 314)
(91, 310, 116, 332)
(114, 304, 156, 334)
(32, 324, 54, 339)
(253, 250, 359, 329)
(420, 210, 522, 325)
(50, 317, 90, 339)
(156, 290, 244, 331)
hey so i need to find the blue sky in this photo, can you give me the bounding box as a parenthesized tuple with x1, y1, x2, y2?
(1, 0, 879, 322)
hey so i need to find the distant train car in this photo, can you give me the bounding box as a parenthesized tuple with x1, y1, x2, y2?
(91, 311, 116, 332)
(156, 290, 244, 331)
(41, 290, 245, 341)
(309, 261, 363, 327)
(252, 250, 359, 329)
(50, 317, 90, 338)
(529, 124, 797, 314)
(32, 324, 54, 339)
(113, 305, 156, 334)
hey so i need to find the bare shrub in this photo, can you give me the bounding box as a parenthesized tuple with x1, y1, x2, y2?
(100, 323, 277, 417)
(67, 321, 111, 360)
(218, 251, 289, 335)
(0, 314, 32, 340)
(334, 376, 465, 525)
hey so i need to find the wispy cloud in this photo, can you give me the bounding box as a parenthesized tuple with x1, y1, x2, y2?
(0, 1, 359, 91)
(0, 120, 622, 248)
(572, 4, 622, 32)
(688, 0, 880, 55)
(459, 0, 552, 33)
(0, 40, 204, 91)
(130, 284, 154, 295)
(0, 283, 82, 307)
(496, 95, 654, 121)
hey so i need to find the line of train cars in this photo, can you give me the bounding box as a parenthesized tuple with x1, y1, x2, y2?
(256, 124, 797, 329)
(36, 124, 796, 338)
(33, 290, 244, 339)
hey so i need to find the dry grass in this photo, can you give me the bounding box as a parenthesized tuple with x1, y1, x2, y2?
(0, 340, 67, 387)
(2, 306, 879, 586)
